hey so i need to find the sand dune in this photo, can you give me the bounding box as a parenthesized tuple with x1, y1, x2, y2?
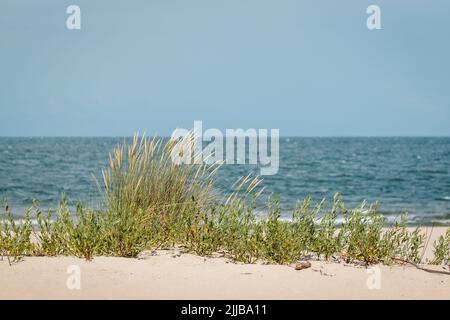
(0, 227, 449, 300)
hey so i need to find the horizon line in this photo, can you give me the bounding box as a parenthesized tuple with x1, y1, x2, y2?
(1, 135, 450, 139)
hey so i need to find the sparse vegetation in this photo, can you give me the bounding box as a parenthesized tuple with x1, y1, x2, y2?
(432, 228, 450, 265)
(1, 135, 449, 266)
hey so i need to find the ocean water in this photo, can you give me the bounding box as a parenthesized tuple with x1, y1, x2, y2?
(1, 137, 449, 225)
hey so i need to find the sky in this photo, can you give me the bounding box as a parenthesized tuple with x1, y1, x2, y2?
(0, 0, 449, 137)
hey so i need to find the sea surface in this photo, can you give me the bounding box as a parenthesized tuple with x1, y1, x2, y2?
(1, 137, 449, 225)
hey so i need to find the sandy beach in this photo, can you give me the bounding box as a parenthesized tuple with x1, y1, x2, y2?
(1, 227, 449, 300)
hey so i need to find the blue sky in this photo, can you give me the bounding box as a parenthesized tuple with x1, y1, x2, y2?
(1, 0, 449, 136)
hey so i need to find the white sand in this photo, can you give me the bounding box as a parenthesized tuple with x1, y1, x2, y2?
(0, 227, 449, 300)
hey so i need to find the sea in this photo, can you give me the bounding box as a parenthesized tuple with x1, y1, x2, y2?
(1, 137, 449, 225)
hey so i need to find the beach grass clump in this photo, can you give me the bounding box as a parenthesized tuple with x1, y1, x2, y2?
(100, 134, 219, 226)
(98, 134, 225, 250)
(1, 134, 449, 267)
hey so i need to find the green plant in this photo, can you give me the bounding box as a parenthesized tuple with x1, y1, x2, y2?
(0, 201, 35, 263)
(259, 196, 297, 264)
(311, 194, 341, 260)
(432, 228, 450, 265)
(338, 201, 385, 264)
